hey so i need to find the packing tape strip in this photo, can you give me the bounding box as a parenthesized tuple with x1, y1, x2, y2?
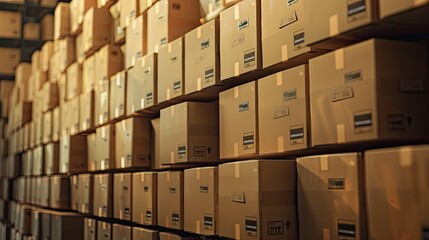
(155, 2, 159, 14)
(197, 77, 202, 91)
(336, 124, 345, 143)
(196, 168, 201, 180)
(170, 152, 175, 164)
(147, 0, 152, 6)
(399, 146, 413, 168)
(166, 216, 170, 227)
(281, 44, 289, 61)
(197, 26, 202, 39)
(141, 213, 144, 223)
(170, 105, 175, 117)
(235, 224, 241, 240)
(167, 171, 171, 182)
(276, 72, 283, 86)
(121, 173, 124, 182)
(141, 98, 145, 109)
(234, 87, 239, 98)
(132, 56, 136, 66)
(323, 228, 330, 240)
(196, 220, 201, 233)
(121, 157, 125, 168)
(168, 43, 172, 53)
(335, 49, 345, 70)
(234, 62, 240, 77)
(233, 142, 239, 157)
(277, 136, 285, 153)
(414, 0, 426, 5)
(155, 44, 159, 53)
(120, 209, 123, 219)
(166, 88, 171, 100)
(320, 155, 329, 171)
(142, 56, 146, 67)
(208, 3, 214, 13)
(125, 16, 130, 27)
(329, 14, 339, 37)
(132, 18, 136, 30)
(141, 172, 145, 182)
(234, 5, 240, 20)
(234, 162, 240, 178)
(121, 120, 127, 131)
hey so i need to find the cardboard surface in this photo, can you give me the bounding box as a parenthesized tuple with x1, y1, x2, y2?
(157, 171, 184, 230)
(132, 172, 158, 225)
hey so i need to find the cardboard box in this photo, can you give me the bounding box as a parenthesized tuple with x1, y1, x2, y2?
(38, 177, 50, 206)
(147, 0, 200, 53)
(139, 0, 158, 14)
(41, 14, 54, 41)
(310, 39, 429, 146)
(219, 160, 297, 240)
(59, 37, 76, 73)
(0, 10, 21, 39)
(40, 41, 53, 73)
(185, 22, 220, 97)
(113, 173, 132, 220)
(199, 0, 225, 18)
(112, 224, 131, 240)
(18, 205, 32, 234)
(87, 133, 97, 171)
(15, 101, 32, 128)
(33, 145, 44, 176)
(125, 15, 147, 69)
(52, 107, 60, 142)
(49, 52, 60, 82)
(15, 63, 31, 86)
(54, 3, 70, 40)
(157, 171, 184, 230)
(78, 174, 93, 214)
(69, 97, 80, 135)
(0, 48, 20, 75)
(365, 145, 429, 240)
(51, 212, 84, 240)
(219, 81, 257, 159)
(0, 80, 14, 101)
(59, 135, 87, 174)
(84, 218, 97, 240)
(261, 0, 318, 68)
(160, 102, 219, 165)
(80, 90, 95, 132)
(24, 22, 40, 40)
(42, 82, 59, 112)
(82, 54, 96, 92)
(258, 65, 309, 154)
(93, 174, 113, 218)
(184, 167, 218, 235)
(159, 232, 199, 240)
(132, 227, 158, 240)
(83, 7, 111, 55)
(66, 62, 83, 100)
(380, 0, 429, 21)
(126, 52, 158, 114)
(40, 0, 56, 7)
(41, 211, 51, 239)
(42, 111, 52, 144)
(304, 0, 377, 48)
(32, 50, 41, 73)
(115, 117, 151, 169)
(71, 175, 79, 211)
(132, 172, 157, 225)
(157, 37, 184, 103)
(297, 153, 364, 240)
(45, 142, 60, 175)
(31, 209, 42, 240)
(97, 221, 112, 240)
(95, 81, 109, 127)
(120, 0, 138, 29)
(95, 125, 115, 171)
(35, 70, 49, 90)
(76, 33, 85, 64)
(219, 0, 261, 81)
(50, 175, 71, 209)
(113, 17, 125, 45)
(109, 71, 126, 120)
(70, 0, 79, 34)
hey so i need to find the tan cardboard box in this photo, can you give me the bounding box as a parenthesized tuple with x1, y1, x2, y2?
(109, 71, 126, 120)
(54, 3, 70, 40)
(66, 62, 83, 100)
(59, 37, 76, 73)
(45, 142, 59, 175)
(84, 218, 97, 240)
(24, 22, 40, 40)
(379, 0, 429, 21)
(78, 174, 93, 214)
(126, 52, 157, 114)
(219, 0, 261, 81)
(76, 33, 85, 64)
(119, 0, 139, 29)
(132, 227, 158, 240)
(0, 48, 20, 75)
(304, 0, 377, 48)
(40, 0, 56, 7)
(35, 70, 49, 90)
(258, 65, 309, 155)
(48, 52, 60, 82)
(59, 135, 87, 174)
(261, 0, 318, 68)
(115, 117, 151, 169)
(113, 17, 125, 45)
(31, 209, 42, 240)
(51, 212, 84, 240)
(69, 97, 80, 135)
(50, 175, 71, 209)
(87, 133, 97, 171)
(42, 111, 52, 144)
(95, 125, 115, 171)
(83, 7, 111, 55)
(15, 63, 31, 86)
(160, 102, 219, 165)
(18, 205, 32, 234)
(113, 173, 132, 220)
(365, 145, 429, 240)
(52, 107, 60, 142)
(184, 167, 218, 235)
(159, 232, 200, 240)
(82, 54, 96, 92)
(95, 80, 109, 127)
(93, 174, 113, 218)
(33, 118, 42, 147)
(310, 39, 429, 146)
(184, 19, 220, 95)
(297, 153, 365, 240)
(157, 171, 184, 230)
(219, 81, 257, 159)
(147, 0, 200, 53)
(97, 221, 112, 240)
(41, 210, 51, 239)
(157, 37, 184, 103)
(41, 14, 54, 41)
(33, 145, 44, 176)
(70, 0, 79, 34)
(0, 80, 14, 101)
(112, 224, 131, 240)
(41, 41, 53, 73)
(125, 15, 147, 69)
(132, 172, 157, 225)
(32, 50, 41, 73)
(15, 101, 32, 128)
(80, 90, 95, 132)
(0, 10, 21, 39)
(71, 175, 79, 211)
(199, 0, 225, 18)
(139, 0, 158, 14)
(219, 160, 297, 240)
(42, 82, 59, 113)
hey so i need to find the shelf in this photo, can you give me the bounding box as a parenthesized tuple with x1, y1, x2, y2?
(0, 74, 15, 81)
(0, 2, 23, 11)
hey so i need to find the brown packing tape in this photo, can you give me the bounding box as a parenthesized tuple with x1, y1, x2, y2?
(276, 72, 283, 86)
(323, 228, 330, 240)
(170, 152, 175, 164)
(281, 44, 289, 61)
(329, 15, 339, 37)
(335, 49, 345, 70)
(234, 162, 240, 178)
(195, 168, 201, 180)
(399, 146, 414, 168)
(196, 220, 201, 233)
(235, 224, 241, 240)
(277, 136, 284, 153)
(141, 173, 145, 182)
(336, 124, 345, 143)
(233, 143, 239, 157)
(234, 62, 240, 77)
(320, 155, 328, 171)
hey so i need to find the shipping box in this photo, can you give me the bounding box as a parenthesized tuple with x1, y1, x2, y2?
(109, 71, 126, 120)
(83, 7, 111, 55)
(0, 11, 21, 39)
(45, 142, 60, 175)
(125, 15, 147, 69)
(84, 218, 97, 240)
(113, 173, 132, 221)
(83, 54, 96, 91)
(66, 62, 83, 100)
(93, 174, 113, 218)
(132, 227, 158, 240)
(59, 135, 87, 174)
(50, 175, 71, 209)
(51, 212, 84, 240)
(59, 37, 76, 73)
(112, 224, 131, 240)
(95, 125, 115, 171)
(132, 172, 158, 225)
(79, 174, 94, 214)
(0, 48, 20, 75)
(80, 90, 95, 132)
(54, 3, 70, 39)
(157, 171, 184, 230)
(41, 41, 53, 73)
(97, 221, 112, 240)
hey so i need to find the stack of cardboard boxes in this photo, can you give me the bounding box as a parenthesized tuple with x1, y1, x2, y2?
(0, 0, 429, 239)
